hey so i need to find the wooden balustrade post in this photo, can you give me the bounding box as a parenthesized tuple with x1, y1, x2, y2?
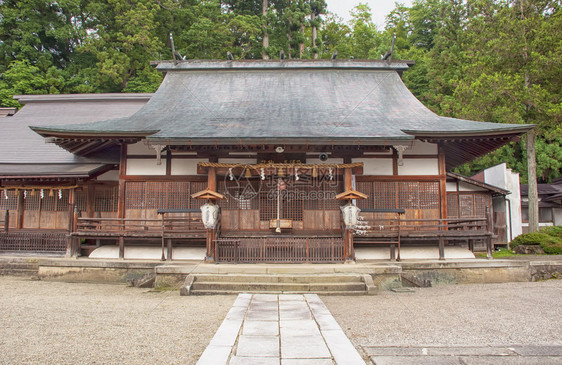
(486, 207, 493, 259)
(438, 218, 445, 260)
(161, 214, 166, 261)
(4, 209, 9, 233)
(396, 213, 401, 261)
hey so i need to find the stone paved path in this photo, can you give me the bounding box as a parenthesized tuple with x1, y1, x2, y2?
(197, 293, 366, 365)
(365, 345, 562, 364)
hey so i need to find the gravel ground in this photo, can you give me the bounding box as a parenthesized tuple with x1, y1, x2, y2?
(0, 277, 235, 365)
(322, 280, 562, 349)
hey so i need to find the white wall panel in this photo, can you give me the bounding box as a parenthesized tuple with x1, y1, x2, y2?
(126, 159, 166, 175)
(353, 158, 393, 175)
(171, 159, 201, 175)
(398, 158, 439, 175)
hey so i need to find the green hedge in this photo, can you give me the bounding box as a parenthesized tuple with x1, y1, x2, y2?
(540, 226, 562, 239)
(510, 232, 560, 248)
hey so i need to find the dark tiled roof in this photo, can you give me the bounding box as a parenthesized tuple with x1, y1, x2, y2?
(32, 60, 533, 144)
(0, 94, 150, 165)
(0, 163, 110, 178)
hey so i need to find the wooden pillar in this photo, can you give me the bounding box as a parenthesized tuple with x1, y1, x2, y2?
(438, 237, 445, 260)
(343, 168, 354, 261)
(118, 237, 124, 259)
(4, 210, 9, 233)
(206, 166, 217, 262)
(438, 145, 447, 220)
(117, 144, 127, 220)
(16, 190, 24, 229)
(167, 238, 173, 261)
(86, 184, 95, 218)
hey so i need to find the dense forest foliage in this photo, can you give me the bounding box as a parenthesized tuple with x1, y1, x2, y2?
(0, 0, 560, 182)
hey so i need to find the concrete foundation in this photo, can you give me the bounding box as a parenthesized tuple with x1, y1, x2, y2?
(1, 256, 557, 291)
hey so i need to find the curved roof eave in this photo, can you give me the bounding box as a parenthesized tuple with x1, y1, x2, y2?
(30, 126, 159, 138)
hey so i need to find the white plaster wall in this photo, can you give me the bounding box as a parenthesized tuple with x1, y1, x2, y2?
(483, 163, 522, 241)
(398, 158, 439, 175)
(126, 158, 166, 175)
(352, 158, 393, 176)
(404, 141, 438, 155)
(553, 208, 562, 226)
(458, 182, 486, 191)
(97, 170, 119, 181)
(446, 182, 457, 192)
(171, 159, 202, 175)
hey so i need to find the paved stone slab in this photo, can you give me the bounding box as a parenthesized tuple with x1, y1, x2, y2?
(209, 317, 244, 347)
(196, 345, 232, 365)
(279, 294, 305, 301)
(459, 356, 562, 365)
(509, 345, 562, 356)
(236, 335, 280, 357)
(232, 293, 252, 307)
(322, 329, 365, 365)
(428, 346, 516, 356)
(281, 335, 332, 359)
(282, 359, 334, 364)
(198, 293, 365, 364)
(370, 356, 462, 365)
(230, 356, 280, 365)
(243, 320, 280, 336)
(280, 323, 321, 337)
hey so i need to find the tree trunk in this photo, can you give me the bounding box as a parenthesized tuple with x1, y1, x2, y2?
(312, 13, 318, 59)
(527, 129, 539, 232)
(299, 24, 305, 59)
(288, 30, 292, 59)
(262, 0, 269, 60)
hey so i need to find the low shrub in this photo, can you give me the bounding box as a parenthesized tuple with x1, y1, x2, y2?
(541, 225, 562, 239)
(510, 232, 560, 248)
(541, 241, 562, 255)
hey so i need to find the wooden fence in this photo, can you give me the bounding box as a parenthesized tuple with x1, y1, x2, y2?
(215, 237, 344, 263)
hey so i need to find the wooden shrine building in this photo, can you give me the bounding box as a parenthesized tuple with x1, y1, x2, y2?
(1, 59, 533, 262)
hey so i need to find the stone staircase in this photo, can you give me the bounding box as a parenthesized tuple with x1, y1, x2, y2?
(180, 273, 376, 295)
(0, 258, 39, 277)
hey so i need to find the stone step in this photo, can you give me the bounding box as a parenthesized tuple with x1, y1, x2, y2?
(193, 273, 364, 284)
(0, 261, 39, 276)
(190, 289, 367, 296)
(191, 281, 366, 292)
(0, 268, 37, 276)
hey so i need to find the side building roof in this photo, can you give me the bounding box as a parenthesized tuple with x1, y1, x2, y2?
(0, 93, 150, 179)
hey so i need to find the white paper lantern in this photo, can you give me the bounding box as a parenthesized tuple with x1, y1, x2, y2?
(200, 203, 219, 229)
(340, 203, 361, 229)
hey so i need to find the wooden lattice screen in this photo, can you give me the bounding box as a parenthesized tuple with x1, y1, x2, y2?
(356, 181, 440, 210)
(217, 177, 343, 231)
(0, 190, 18, 211)
(125, 181, 207, 211)
(447, 192, 491, 218)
